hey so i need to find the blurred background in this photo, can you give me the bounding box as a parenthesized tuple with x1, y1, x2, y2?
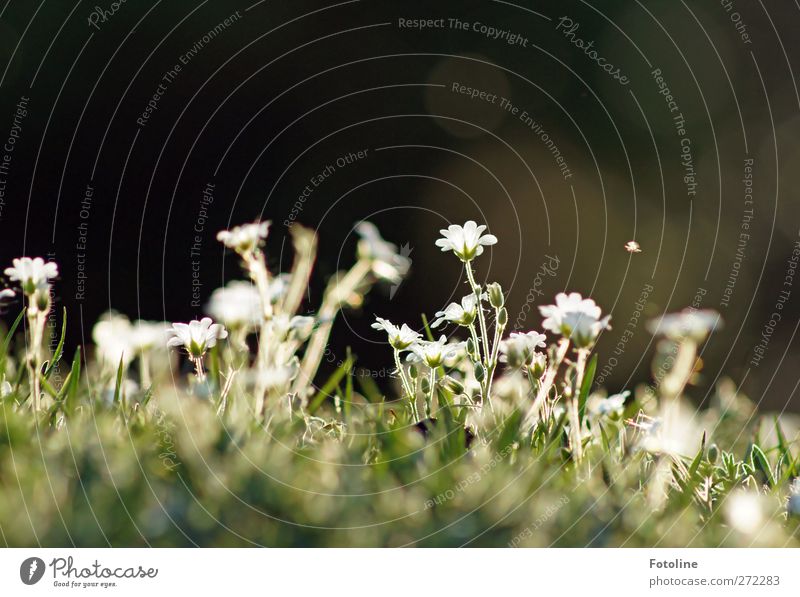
(1, 0, 799, 410)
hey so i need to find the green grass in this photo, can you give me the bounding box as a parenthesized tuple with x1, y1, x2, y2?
(0, 342, 798, 547)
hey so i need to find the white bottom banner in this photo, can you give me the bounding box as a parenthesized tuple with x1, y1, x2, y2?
(0, 548, 797, 595)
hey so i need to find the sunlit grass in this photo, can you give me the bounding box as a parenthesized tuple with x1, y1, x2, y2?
(0, 221, 798, 547)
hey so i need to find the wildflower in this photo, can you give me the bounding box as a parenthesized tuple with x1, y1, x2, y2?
(216, 221, 270, 255)
(431, 294, 481, 328)
(589, 390, 629, 417)
(499, 331, 547, 369)
(356, 221, 410, 284)
(407, 335, 465, 368)
(539, 292, 611, 348)
(529, 351, 547, 378)
(166, 317, 228, 358)
(131, 320, 169, 352)
(4, 257, 58, 295)
(624, 241, 641, 253)
(207, 281, 262, 328)
(93, 314, 168, 367)
(93, 312, 136, 365)
(435, 220, 497, 262)
(372, 317, 420, 350)
(647, 309, 721, 342)
(247, 362, 300, 392)
(271, 314, 315, 342)
(635, 403, 703, 456)
(725, 491, 766, 535)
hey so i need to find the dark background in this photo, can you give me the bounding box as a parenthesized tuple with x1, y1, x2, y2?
(1, 0, 799, 410)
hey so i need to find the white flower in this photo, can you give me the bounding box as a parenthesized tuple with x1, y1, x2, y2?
(355, 221, 410, 284)
(636, 402, 703, 457)
(499, 331, 547, 369)
(589, 390, 629, 417)
(529, 351, 547, 377)
(431, 294, 481, 328)
(93, 313, 136, 366)
(0, 288, 15, 301)
(166, 317, 228, 357)
(216, 221, 270, 254)
(407, 335, 466, 368)
(93, 313, 168, 365)
(434, 220, 497, 262)
(131, 320, 169, 352)
(270, 314, 315, 342)
(647, 309, 721, 342)
(372, 317, 421, 350)
(207, 281, 262, 328)
(725, 491, 766, 535)
(539, 292, 611, 348)
(5, 257, 58, 295)
(246, 361, 299, 392)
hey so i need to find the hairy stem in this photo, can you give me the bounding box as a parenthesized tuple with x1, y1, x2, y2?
(483, 310, 505, 415)
(426, 368, 436, 419)
(192, 356, 206, 382)
(26, 309, 45, 412)
(465, 264, 489, 364)
(524, 338, 570, 426)
(569, 348, 590, 463)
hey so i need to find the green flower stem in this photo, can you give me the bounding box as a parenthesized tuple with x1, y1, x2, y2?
(569, 348, 590, 463)
(465, 263, 489, 364)
(411, 375, 420, 421)
(483, 311, 505, 415)
(524, 338, 570, 426)
(426, 368, 436, 419)
(25, 308, 44, 412)
(393, 349, 415, 412)
(192, 356, 206, 382)
(139, 352, 151, 389)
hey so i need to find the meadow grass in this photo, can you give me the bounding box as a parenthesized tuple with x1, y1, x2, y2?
(0, 223, 798, 547)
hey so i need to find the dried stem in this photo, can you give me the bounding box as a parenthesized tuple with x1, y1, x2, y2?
(292, 259, 371, 400)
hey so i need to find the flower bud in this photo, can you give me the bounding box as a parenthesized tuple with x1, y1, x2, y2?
(474, 361, 485, 382)
(707, 443, 719, 464)
(487, 282, 504, 308)
(33, 287, 51, 314)
(409, 364, 418, 379)
(442, 376, 465, 394)
(466, 338, 476, 358)
(420, 377, 431, 394)
(528, 352, 547, 379)
(497, 307, 508, 327)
